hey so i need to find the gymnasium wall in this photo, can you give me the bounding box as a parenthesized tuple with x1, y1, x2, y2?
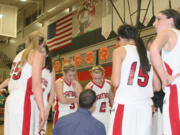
(2, 0, 180, 59)
(0, 0, 179, 82)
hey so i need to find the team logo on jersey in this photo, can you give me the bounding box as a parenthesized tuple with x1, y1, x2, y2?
(64, 90, 76, 97)
(96, 93, 109, 100)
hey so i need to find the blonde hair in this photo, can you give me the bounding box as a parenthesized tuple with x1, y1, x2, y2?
(63, 63, 76, 73)
(90, 65, 104, 75)
(20, 31, 44, 68)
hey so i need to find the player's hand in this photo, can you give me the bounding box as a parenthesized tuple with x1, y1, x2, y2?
(75, 97, 79, 103)
(152, 105, 157, 113)
(162, 72, 180, 86)
(39, 109, 45, 128)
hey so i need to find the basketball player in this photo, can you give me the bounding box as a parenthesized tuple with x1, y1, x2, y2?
(150, 9, 180, 135)
(33, 45, 55, 135)
(4, 31, 46, 135)
(0, 45, 55, 135)
(85, 65, 113, 132)
(53, 63, 82, 126)
(108, 24, 161, 135)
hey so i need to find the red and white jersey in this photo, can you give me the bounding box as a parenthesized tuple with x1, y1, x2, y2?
(114, 45, 153, 104)
(6, 50, 35, 135)
(41, 68, 52, 107)
(87, 79, 111, 114)
(8, 50, 32, 94)
(54, 78, 78, 117)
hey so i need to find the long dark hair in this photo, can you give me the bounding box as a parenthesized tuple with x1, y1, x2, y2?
(117, 24, 151, 73)
(160, 9, 180, 30)
(45, 45, 53, 72)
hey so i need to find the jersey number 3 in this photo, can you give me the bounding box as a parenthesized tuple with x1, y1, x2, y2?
(127, 62, 149, 87)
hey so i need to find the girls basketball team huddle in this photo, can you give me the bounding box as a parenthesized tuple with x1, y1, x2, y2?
(0, 8, 180, 135)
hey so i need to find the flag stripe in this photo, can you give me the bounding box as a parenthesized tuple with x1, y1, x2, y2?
(47, 13, 73, 52)
(47, 28, 72, 45)
(56, 27, 72, 37)
(47, 32, 72, 45)
(56, 19, 72, 30)
(56, 18, 72, 28)
(49, 37, 72, 48)
(50, 40, 72, 50)
(47, 34, 72, 47)
(56, 25, 72, 35)
(50, 42, 72, 52)
(49, 42, 72, 52)
(56, 13, 73, 24)
(56, 22, 72, 34)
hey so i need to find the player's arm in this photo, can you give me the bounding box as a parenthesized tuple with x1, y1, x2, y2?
(32, 50, 45, 126)
(150, 30, 180, 85)
(0, 78, 10, 89)
(111, 47, 126, 88)
(55, 79, 78, 104)
(45, 70, 55, 121)
(72, 80, 82, 99)
(108, 82, 114, 106)
(152, 69, 162, 92)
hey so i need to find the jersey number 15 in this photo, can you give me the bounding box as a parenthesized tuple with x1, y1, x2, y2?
(127, 61, 149, 87)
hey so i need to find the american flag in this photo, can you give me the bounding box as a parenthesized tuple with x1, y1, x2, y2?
(47, 13, 73, 52)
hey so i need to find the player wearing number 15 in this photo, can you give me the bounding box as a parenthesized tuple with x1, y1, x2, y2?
(4, 31, 46, 135)
(85, 65, 114, 133)
(108, 24, 161, 135)
(53, 63, 82, 126)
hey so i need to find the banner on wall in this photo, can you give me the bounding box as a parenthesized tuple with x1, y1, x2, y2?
(101, 0, 112, 39)
(53, 44, 121, 75)
(47, 13, 73, 52)
(76, 0, 96, 36)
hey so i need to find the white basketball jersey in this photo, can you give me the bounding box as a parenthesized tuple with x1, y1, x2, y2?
(162, 29, 180, 84)
(114, 45, 153, 104)
(160, 29, 180, 135)
(41, 68, 52, 107)
(55, 78, 78, 115)
(8, 50, 32, 94)
(87, 79, 111, 114)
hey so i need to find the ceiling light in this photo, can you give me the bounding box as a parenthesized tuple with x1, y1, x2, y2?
(47, 7, 56, 13)
(20, 0, 27, 2)
(0, 14, 3, 19)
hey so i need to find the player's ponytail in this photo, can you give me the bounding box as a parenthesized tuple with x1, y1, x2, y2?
(117, 24, 151, 73)
(135, 37, 151, 73)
